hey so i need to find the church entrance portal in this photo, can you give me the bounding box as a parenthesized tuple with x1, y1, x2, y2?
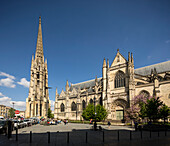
(111, 99, 129, 121)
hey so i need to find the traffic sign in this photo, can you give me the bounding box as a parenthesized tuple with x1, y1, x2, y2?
(15, 110, 20, 114)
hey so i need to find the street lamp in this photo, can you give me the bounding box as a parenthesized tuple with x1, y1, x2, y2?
(12, 102, 15, 109)
(94, 97, 97, 130)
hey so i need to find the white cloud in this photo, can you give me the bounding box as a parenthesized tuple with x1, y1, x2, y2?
(0, 92, 4, 96)
(0, 96, 26, 111)
(0, 72, 15, 80)
(165, 40, 170, 44)
(50, 100, 55, 112)
(17, 78, 30, 88)
(0, 78, 16, 88)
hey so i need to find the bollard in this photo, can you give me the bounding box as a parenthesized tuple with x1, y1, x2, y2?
(103, 131, 104, 142)
(165, 130, 167, 136)
(16, 128, 18, 141)
(130, 131, 132, 140)
(86, 132, 87, 143)
(158, 130, 159, 137)
(30, 131, 32, 143)
(117, 130, 119, 141)
(150, 130, 151, 138)
(48, 132, 50, 143)
(67, 132, 69, 143)
(141, 130, 142, 139)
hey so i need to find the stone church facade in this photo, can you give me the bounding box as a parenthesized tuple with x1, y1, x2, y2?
(54, 49, 170, 121)
(25, 17, 50, 118)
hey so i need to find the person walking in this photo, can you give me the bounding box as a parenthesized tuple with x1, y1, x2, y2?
(108, 121, 111, 128)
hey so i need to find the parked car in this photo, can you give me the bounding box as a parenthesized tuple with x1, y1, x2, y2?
(24, 119, 32, 126)
(13, 120, 20, 129)
(0, 120, 8, 134)
(19, 120, 25, 128)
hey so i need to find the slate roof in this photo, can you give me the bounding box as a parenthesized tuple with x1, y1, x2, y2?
(71, 77, 102, 89)
(135, 61, 170, 76)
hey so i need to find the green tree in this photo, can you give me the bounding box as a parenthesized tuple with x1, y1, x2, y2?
(8, 108, 15, 118)
(47, 108, 54, 119)
(82, 104, 107, 121)
(145, 97, 163, 122)
(159, 104, 170, 124)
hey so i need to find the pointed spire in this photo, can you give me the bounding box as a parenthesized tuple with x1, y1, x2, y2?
(56, 87, 58, 95)
(35, 16, 44, 61)
(95, 75, 98, 86)
(103, 58, 106, 68)
(107, 59, 109, 69)
(65, 80, 69, 92)
(131, 53, 134, 64)
(117, 48, 119, 52)
(128, 52, 131, 64)
(95, 75, 98, 82)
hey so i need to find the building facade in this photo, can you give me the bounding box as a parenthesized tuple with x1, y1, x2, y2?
(54, 49, 170, 121)
(25, 17, 50, 118)
(0, 105, 11, 118)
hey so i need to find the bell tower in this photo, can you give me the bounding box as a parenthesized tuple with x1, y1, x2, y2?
(26, 17, 50, 118)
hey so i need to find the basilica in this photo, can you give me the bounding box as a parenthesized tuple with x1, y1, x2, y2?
(54, 50, 170, 121)
(25, 17, 170, 121)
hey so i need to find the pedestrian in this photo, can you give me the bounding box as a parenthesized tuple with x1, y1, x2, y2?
(108, 121, 111, 128)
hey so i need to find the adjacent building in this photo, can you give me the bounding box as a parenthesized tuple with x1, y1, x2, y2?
(0, 105, 11, 118)
(54, 49, 170, 121)
(25, 17, 50, 118)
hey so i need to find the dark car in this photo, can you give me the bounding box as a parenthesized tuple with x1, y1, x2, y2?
(0, 120, 8, 134)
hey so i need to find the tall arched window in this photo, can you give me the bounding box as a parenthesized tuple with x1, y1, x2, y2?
(139, 90, 150, 98)
(115, 71, 125, 88)
(71, 102, 77, 111)
(82, 100, 86, 110)
(89, 99, 93, 104)
(60, 103, 65, 112)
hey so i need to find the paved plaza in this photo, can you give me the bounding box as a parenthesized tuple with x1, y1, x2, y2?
(0, 123, 170, 146)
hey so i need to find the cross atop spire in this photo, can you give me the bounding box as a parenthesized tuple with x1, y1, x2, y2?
(35, 16, 44, 62)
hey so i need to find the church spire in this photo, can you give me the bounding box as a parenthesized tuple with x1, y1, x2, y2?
(103, 58, 106, 68)
(35, 16, 44, 61)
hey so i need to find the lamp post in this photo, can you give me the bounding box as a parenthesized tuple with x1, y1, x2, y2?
(94, 97, 97, 130)
(12, 102, 15, 109)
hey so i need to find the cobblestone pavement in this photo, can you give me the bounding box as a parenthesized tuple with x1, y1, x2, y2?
(0, 123, 170, 146)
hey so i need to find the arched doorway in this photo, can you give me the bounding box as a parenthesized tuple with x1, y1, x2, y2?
(112, 99, 129, 121)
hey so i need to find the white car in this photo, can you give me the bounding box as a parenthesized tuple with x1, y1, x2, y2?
(24, 119, 32, 126)
(13, 120, 20, 129)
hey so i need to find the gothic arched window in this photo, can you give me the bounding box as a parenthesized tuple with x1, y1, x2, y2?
(60, 103, 65, 112)
(89, 99, 93, 104)
(115, 71, 125, 88)
(139, 90, 150, 98)
(82, 100, 86, 110)
(71, 102, 77, 111)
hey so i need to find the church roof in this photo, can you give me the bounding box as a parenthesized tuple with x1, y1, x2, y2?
(71, 77, 102, 89)
(135, 61, 170, 76)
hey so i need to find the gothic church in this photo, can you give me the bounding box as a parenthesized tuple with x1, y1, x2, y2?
(54, 49, 170, 121)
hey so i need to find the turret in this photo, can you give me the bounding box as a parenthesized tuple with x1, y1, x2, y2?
(65, 80, 69, 93)
(131, 53, 134, 66)
(128, 52, 131, 64)
(107, 59, 109, 70)
(102, 58, 107, 106)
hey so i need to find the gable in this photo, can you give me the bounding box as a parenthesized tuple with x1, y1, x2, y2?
(111, 51, 127, 67)
(59, 89, 66, 98)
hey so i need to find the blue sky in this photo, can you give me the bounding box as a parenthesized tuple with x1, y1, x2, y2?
(0, 0, 170, 111)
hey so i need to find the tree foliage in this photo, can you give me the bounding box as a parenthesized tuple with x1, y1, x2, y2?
(125, 95, 170, 123)
(8, 108, 15, 118)
(82, 104, 107, 121)
(47, 108, 54, 119)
